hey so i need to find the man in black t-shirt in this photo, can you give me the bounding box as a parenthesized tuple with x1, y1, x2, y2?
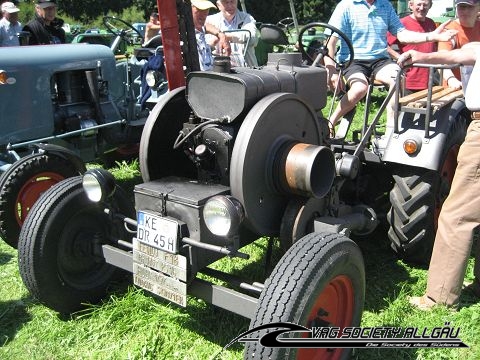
(23, 0, 65, 45)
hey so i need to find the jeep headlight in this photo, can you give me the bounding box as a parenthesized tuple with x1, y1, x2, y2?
(82, 169, 116, 202)
(203, 196, 244, 237)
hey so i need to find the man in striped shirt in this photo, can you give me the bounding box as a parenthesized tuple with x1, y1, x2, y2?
(324, 0, 457, 139)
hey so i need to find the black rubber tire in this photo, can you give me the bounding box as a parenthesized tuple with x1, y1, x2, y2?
(244, 232, 365, 360)
(0, 153, 79, 248)
(387, 115, 467, 264)
(18, 176, 134, 314)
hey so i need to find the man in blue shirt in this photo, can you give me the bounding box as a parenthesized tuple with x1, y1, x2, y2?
(0, 2, 21, 46)
(325, 0, 457, 140)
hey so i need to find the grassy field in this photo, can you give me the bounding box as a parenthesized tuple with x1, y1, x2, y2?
(1, 92, 479, 359)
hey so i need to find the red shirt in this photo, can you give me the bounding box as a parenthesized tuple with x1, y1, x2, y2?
(388, 16, 437, 90)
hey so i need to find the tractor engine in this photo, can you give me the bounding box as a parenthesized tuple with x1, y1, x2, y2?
(52, 67, 118, 137)
(178, 53, 331, 186)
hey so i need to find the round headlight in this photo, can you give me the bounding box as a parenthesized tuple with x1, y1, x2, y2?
(82, 169, 116, 202)
(145, 70, 159, 88)
(203, 196, 244, 237)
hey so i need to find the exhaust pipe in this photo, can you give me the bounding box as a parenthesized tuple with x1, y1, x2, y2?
(277, 142, 335, 199)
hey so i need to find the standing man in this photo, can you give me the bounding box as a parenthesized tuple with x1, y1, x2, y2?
(23, 0, 65, 45)
(191, 0, 230, 71)
(397, 43, 480, 309)
(144, 12, 161, 44)
(324, 0, 457, 139)
(387, 0, 437, 93)
(206, 0, 258, 66)
(438, 0, 480, 89)
(0, 1, 21, 46)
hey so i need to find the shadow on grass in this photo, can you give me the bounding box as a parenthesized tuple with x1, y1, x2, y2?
(0, 297, 32, 347)
(355, 226, 419, 313)
(0, 251, 13, 266)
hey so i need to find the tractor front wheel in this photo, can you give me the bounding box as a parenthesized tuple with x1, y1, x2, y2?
(244, 232, 365, 360)
(18, 176, 133, 314)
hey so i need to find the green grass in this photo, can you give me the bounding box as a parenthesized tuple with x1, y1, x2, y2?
(1, 108, 479, 359)
(1, 224, 479, 359)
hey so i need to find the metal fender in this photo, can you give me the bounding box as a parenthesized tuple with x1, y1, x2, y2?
(32, 143, 87, 173)
(382, 99, 469, 171)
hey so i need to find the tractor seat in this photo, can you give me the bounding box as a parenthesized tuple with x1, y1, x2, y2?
(134, 35, 163, 61)
(259, 24, 289, 46)
(142, 34, 162, 49)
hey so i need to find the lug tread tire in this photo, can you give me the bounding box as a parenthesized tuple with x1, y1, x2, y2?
(244, 232, 364, 360)
(387, 114, 467, 264)
(387, 170, 435, 262)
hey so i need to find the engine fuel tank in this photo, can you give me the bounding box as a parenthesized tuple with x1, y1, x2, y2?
(186, 53, 327, 122)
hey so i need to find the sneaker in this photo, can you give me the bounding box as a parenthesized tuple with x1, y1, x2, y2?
(409, 295, 437, 311)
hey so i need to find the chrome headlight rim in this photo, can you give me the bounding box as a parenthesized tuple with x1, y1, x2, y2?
(82, 168, 116, 203)
(145, 70, 160, 88)
(203, 195, 244, 237)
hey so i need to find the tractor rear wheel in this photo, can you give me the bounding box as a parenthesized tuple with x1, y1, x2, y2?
(0, 153, 79, 248)
(387, 114, 467, 264)
(244, 232, 365, 360)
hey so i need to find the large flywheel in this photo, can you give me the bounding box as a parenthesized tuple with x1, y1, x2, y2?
(230, 92, 333, 236)
(139, 87, 196, 182)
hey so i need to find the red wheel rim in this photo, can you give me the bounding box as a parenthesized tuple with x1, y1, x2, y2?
(434, 144, 459, 228)
(15, 172, 66, 225)
(297, 275, 355, 360)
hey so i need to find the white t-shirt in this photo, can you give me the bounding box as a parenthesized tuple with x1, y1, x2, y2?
(463, 48, 480, 111)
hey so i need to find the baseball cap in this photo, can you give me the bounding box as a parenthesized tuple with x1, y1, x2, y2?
(454, 0, 479, 5)
(36, 0, 57, 9)
(191, 0, 217, 10)
(1, 2, 20, 13)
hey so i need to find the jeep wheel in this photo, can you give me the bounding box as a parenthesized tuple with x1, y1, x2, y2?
(0, 154, 79, 248)
(387, 115, 467, 264)
(244, 232, 365, 359)
(18, 176, 133, 314)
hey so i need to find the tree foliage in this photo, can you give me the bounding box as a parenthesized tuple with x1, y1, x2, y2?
(244, 0, 337, 24)
(26, 0, 339, 26)
(58, 0, 134, 22)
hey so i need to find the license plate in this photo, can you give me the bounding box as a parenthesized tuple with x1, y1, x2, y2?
(136, 211, 179, 254)
(133, 239, 187, 282)
(133, 263, 187, 307)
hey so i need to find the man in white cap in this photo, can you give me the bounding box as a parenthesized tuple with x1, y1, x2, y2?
(191, 0, 230, 70)
(0, 1, 21, 46)
(206, 0, 258, 66)
(23, 0, 65, 45)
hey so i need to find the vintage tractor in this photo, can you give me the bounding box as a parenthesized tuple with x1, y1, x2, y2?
(16, 1, 471, 359)
(0, 16, 168, 249)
